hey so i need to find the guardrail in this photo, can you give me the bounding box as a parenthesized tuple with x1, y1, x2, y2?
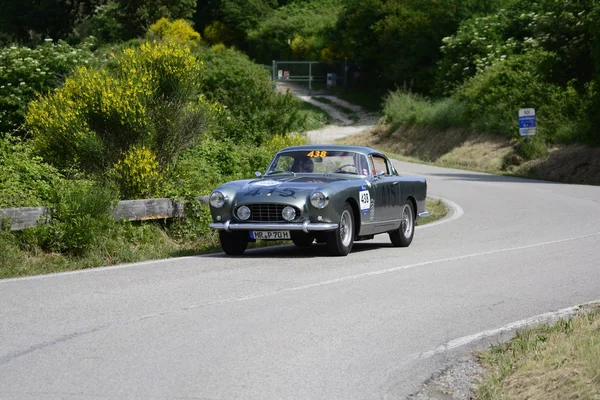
(0, 196, 209, 231)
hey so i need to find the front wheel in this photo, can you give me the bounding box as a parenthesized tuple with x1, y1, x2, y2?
(327, 203, 354, 256)
(389, 200, 415, 247)
(219, 231, 249, 255)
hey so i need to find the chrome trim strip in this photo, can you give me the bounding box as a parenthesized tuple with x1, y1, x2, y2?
(360, 218, 401, 226)
(418, 211, 431, 219)
(209, 222, 338, 232)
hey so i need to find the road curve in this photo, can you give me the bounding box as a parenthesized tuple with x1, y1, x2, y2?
(1, 161, 600, 399)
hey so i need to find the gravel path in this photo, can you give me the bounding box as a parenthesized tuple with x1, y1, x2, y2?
(276, 82, 378, 144)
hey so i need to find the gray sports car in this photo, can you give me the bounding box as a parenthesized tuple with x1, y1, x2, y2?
(209, 145, 429, 256)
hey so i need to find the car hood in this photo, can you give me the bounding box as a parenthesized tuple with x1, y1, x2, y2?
(233, 175, 350, 205)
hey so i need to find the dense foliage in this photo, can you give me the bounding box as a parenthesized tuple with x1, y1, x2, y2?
(0, 40, 99, 134)
(196, 45, 306, 144)
(26, 41, 211, 197)
(0, 135, 63, 208)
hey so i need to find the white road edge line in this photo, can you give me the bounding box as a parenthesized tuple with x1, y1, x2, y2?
(417, 195, 463, 230)
(1, 195, 464, 284)
(401, 299, 600, 365)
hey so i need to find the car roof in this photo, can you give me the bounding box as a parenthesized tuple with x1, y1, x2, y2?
(277, 144, 383, 157)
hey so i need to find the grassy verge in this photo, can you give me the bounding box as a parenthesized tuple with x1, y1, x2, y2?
(418, 198, 446, 226)
(313, 96, 360, 122)
(0, 197, 447, 279)
(475, 307, 600, 399)
(297, 98, 332, 129)
(337, 91, 383, 113)
(291, 82, 383, 113)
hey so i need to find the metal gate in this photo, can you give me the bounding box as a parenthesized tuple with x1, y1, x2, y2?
(272, 60, 348, 92)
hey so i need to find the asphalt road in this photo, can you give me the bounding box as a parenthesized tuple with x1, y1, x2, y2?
(1, 161, 600, 399)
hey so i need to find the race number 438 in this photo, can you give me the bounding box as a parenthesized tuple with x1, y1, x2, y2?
(359, 190, 370, 210)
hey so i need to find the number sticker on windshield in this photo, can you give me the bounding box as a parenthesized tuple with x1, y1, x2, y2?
(307, 151, 327, 158)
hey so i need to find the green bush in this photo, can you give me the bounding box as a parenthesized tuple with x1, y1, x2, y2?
(455, 50, 589, 142)
(168, 134, 307, 197)
(26, 41, 213, 198)
(0, 39, 100, 134)
(435, 0, 595, 95)
(196, 45, 307, 144)
(436, 12, 519, 95)
(246, 0, 343, 61)
(24, 181, 117, 257)
(516, 135, 548, 160)
(0, 135, 63, 208)
(382, 90, 467, 130)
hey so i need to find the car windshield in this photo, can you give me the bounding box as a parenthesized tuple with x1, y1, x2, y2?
(266, 150, 370, 176)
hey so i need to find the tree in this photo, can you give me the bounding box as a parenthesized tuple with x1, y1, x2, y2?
(0, 0, 102, 45)
(92, 0, 197, 41)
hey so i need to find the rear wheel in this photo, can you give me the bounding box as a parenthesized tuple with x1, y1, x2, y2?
(389, 200, 414, 247)
(327, 203, 354, 256)
(219, 231, 249, 255)
(291, 232, 314, 247)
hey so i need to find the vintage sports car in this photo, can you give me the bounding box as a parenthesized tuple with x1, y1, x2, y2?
(208, 145, 429, 256)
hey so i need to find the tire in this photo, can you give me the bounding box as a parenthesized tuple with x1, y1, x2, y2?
(327, 203, 354, 256)
(219, 231, 249, 255)
(389, 199, 415, 247)
(291, 232, 314, 247)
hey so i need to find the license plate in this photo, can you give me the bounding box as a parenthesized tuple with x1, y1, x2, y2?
(251, 231, 291, 240)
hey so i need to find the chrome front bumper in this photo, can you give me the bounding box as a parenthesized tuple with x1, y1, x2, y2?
(209, 221, 338, 233)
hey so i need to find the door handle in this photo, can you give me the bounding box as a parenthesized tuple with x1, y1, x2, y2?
(392, 181, 399, 186)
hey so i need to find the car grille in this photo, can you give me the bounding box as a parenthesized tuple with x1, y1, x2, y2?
(237, 204, 300, 222)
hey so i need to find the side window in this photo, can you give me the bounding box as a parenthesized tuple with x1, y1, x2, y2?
(387, 159, 398, 176)
(371, 155, 389, 175)
(356, 154, 369, 176)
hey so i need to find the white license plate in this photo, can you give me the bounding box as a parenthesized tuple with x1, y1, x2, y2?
(251, 231, 291, 240)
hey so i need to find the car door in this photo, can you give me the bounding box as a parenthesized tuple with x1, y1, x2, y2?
(381, 156, 402, 222)
(369, 154, 400, 228)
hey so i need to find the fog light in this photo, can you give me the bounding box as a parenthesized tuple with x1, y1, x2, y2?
(237, 205, 251, 220)
(282, 206, 296, 221)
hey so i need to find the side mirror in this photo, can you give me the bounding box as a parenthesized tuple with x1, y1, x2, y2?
(255, 171, 262, 177)
(373, 170, 385, 179)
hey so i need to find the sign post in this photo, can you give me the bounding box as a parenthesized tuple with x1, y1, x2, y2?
(518, 108, 537, 138)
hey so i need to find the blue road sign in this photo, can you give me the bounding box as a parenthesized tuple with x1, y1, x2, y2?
(519, 108, 536, 136)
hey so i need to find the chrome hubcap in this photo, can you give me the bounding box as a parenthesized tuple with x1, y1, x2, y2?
(340, 210, 352, 247)
(401, 204, 413, 237)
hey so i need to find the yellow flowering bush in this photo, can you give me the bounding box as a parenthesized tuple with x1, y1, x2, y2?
(111, 145, 161, 199)
(148, 18, 201, 46)
(26, 41, 212, 197)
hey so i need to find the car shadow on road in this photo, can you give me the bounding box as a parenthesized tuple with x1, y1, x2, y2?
(203, 242, 391, 258)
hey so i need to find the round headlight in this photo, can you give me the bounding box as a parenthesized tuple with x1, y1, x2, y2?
(282, 206, 296, 221)
(310, 191, 329, 209)
(237, 205, 251, 220)
(209, 191, 225, 208)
